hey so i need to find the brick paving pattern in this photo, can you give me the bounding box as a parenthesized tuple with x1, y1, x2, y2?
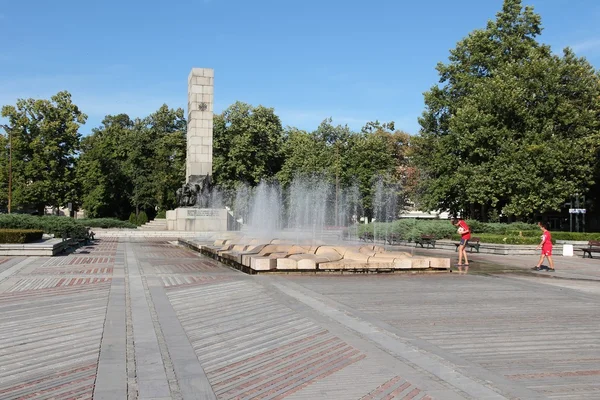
(1, 237, 599, 399)
(0, 242, 115, 400)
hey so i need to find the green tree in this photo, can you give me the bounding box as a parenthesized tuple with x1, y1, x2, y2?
(78, 105, 185, 219)
(346, 124, 405, 218)
(213, 102, 284, 189)
(412, 0, 600, 220)
(78, 114, 134, 218)
(276, 127, 330, 187)
(1, 91, 86, 214)
(142, 105, 186, 212)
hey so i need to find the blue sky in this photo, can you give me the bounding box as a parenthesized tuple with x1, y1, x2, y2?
(1, 0, 599, 135)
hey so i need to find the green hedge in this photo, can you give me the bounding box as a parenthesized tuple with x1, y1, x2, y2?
(450, 233, 543, 245)
(0, 229, 44, 243)
(551, 232, 600, 241)
(0, 214, 104, 239)
(156, 210, 167, 219)
(76, 218, 137, 229)
(356, 219, 456, 241)
(353, 219, 600, 244)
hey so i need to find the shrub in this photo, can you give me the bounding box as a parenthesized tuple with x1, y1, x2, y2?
(551, 232, 600, 241)
(156, 210, 167, 219)
(0, 229, 44, 243)
(353, 219, 600, 244)
(38, 216, 88, 239)
(76, 218, 137, 229)
(129, 213, 137, 225)
(138, 211, 148, 226)
(0, 214, 102, 239)
(451, 233, 542, 245)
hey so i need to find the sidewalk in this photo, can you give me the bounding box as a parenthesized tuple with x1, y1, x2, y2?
(405, 243, 600, 281)
(0, 238, 598, 399)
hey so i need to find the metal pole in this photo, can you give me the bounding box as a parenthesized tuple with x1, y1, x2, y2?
(583, 195, 586, 233)
(570, 197, 573, 232)
(8, 127, 11, 214)
(575, 195, 580, 233)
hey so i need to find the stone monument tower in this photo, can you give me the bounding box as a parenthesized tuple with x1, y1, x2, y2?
(186, 68, 214, 183)
(166, 68, 234, 231)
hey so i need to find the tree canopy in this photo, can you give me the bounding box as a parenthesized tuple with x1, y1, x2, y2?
(2, 1, 599, 228)
(1, 91, 86, 215)
(213, 102, 284, 190)
(412, 0, 600, 220)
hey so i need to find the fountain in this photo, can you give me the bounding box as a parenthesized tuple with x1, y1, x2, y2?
(171, 67, 450, 273)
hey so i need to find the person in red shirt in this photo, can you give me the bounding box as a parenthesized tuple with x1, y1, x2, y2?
(452, 218, 471, 272)
(534, 222, 555, 272)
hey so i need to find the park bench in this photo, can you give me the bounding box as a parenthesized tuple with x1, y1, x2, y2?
(579, 240, 600, 258)
(386, 233, 404, 245)
(415, 235, 436, 249)
(454, 237, 481, 253)
(359, 232, 374, 242)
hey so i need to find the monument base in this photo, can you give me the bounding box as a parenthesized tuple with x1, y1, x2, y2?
(166, 208, 235, 231)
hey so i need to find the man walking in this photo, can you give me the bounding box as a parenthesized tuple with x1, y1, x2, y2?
(452, 218, 471, 273)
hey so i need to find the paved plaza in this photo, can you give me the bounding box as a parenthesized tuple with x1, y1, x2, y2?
(0, 238, 599, 399)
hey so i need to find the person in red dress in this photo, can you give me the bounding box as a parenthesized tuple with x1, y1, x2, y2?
(452, 218, 471, 272)
(534, 222, 555, 271)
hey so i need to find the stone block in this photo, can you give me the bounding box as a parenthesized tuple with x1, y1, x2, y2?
(191, 68, 211, 77)
(429, 257, 450, 269)
(277, 258, 298, 270)
(195, 76, 211, 86)
(188, 110, 202, 121)
(188, 136, 203, 145)
(298, 257, 320, 269)
(197, 127, 211, 137)
(411, 257, 430, 269)
(393, 258, 413, 269)
(199, 145, 211, 154)
(188, 163, 203, 176)
(190, 85, 203, 94)
(202, 94, 212, 103)
(251, 257, 277, 271)
(196, 153, 210, 162)
(201, 163, 212, 175)
(202, 86, 214, 95)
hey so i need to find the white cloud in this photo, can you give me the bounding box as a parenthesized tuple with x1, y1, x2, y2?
(570, 38, 600, 53)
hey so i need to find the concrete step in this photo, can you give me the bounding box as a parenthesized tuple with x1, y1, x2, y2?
(138, 218, 168, 231)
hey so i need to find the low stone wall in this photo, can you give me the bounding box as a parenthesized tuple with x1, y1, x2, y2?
(0, 238, 70, 256)
(93, 229, 216, 238)
(392, 239, 586, 256)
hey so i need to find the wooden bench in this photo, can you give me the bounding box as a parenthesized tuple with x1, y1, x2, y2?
(579, 240, 600, 258)
(415, 235, 436, 249)
(359, 232, 374, 242)
(455, 237, 481, 253)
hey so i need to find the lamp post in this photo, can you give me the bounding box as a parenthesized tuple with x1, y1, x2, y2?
(0, 124, 11, 214)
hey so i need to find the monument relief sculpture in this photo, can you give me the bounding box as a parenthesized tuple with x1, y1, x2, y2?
(176, 174, 213, 208)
